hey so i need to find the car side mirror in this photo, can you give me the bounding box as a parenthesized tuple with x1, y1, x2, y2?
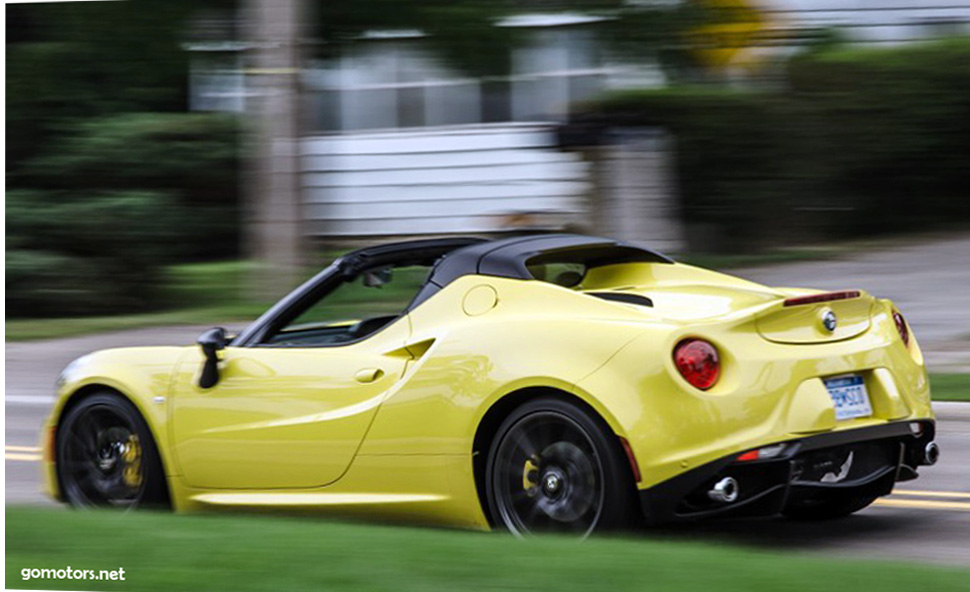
(197, 327, 227, 389)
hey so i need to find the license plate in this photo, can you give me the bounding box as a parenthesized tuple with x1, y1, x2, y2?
(824, 375, 873, 420)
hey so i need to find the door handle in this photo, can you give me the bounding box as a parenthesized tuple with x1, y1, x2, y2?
(354, 368, 384, 383)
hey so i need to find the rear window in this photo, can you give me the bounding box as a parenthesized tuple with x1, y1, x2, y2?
(526, 261, 587, 288)
(524, 245, 669, 289)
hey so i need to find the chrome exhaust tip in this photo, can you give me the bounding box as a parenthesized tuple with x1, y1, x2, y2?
(708, 476, 740, 503)
(923, 442, 940, 466)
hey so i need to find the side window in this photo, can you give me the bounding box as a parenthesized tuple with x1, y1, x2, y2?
(261, 264, 429, 347)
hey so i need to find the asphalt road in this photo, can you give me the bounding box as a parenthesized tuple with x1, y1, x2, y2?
(5, 234, 970, 566)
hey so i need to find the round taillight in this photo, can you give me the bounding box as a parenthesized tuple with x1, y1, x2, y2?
(893, 310, 909, 347)
(673, 338, 720, 390)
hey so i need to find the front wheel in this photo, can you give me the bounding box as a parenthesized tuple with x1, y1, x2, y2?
(56, 392, 168, 509)
(485, 397, 638, 537)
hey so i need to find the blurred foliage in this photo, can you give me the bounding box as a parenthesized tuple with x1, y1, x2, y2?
(6, 0, 244, 317)
(7, 256, 396, 341)
(19, 114, 238, 191)
(572, 39, 970, 251)
(5, 261, 271, 341)
(314, 0, 709, 77)
(6, 191, 187, 317)
(315, 0, 520, 76)
(786, 40, 970, 236)
(598, 1, 715, 81)
(17, 113, 242, 259)
(5, 0, 224, 166)
(5, 114, 241, 317)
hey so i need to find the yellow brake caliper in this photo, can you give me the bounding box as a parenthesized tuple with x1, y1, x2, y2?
(121, 434, 143, 489)
(522, 458, 540, 497)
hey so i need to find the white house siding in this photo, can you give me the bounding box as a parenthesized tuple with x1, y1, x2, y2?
(760, 1, 970, 45)
(301, 123, 589, 236)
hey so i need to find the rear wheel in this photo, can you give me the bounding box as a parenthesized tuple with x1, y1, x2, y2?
(485, 397, 638, 537)
(57, 392, 168, 509)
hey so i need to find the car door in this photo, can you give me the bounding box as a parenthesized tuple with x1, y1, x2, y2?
(170, 264, 427, 490)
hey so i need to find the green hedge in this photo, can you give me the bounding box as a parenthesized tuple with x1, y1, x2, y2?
(6, 113, 241, 318)
(17, 113, 242, 259)
(6, 191, 187, 317)
(574, 39, 970, 251)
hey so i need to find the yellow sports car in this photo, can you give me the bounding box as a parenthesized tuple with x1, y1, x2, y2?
(44, 234, 938, 536)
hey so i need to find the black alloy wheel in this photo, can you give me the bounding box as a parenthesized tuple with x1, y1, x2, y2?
(486, 397, 638, 537)
(57, 393, 167, 509)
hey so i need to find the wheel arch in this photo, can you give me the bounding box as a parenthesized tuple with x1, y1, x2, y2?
(470, 385, 636, 526)
(57, 382, 125, 423)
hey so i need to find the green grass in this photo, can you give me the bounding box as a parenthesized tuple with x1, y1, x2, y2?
(6, 507, 968, 592)
(930, 373, 970, 402)
(5, 261, 270, 342)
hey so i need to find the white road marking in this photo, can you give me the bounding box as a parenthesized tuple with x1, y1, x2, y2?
(5, 395, 56, 406)
(874, 498, 970, 512)
(5, 445, 41, 452)
(6, 453, 43, 462)
(892, 489, 970, 499)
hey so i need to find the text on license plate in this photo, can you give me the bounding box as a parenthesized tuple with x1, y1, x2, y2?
(824, 375, 873, 420)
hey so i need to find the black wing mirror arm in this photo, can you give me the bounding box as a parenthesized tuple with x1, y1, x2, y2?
(197, 327, 227, 389)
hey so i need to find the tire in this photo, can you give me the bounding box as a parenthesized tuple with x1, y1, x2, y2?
(485, 397, 639, 537)
(56, 392, 169, 509)
(782, 491, 880, 521)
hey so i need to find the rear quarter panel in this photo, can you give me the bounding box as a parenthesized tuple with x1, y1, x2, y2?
(577, 297, 932, 490)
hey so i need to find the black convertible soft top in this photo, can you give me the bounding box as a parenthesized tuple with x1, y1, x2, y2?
(407, 234, 672, 310)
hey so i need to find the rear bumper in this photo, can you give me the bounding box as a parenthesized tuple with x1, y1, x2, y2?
(638, 420, 936, 524)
